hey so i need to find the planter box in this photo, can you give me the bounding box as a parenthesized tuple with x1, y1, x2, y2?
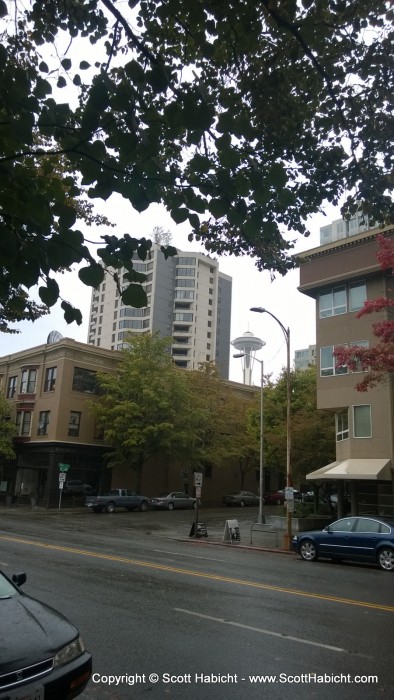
(266, 515, 331, 533)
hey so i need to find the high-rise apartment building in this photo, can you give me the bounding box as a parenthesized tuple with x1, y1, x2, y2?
(319, 212, 371, 246)
(293, 345, 316, 371)
(87, 245, 232, 378)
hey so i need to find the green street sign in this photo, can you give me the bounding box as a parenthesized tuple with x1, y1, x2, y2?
(59, 463, 70, 472)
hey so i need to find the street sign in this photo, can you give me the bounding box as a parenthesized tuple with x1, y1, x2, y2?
(284, 486, 294, 500)
(59, 473, 66, 482)
(59, 482, 64, 490)
(59, 463, 70, 472)
(195, 486, 202, 499)
(194, 472, 203, 487)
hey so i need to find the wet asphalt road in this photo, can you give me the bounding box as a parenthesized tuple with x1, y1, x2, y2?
(0, 505, 393, 700)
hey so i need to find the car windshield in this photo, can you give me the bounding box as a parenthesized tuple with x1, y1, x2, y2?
(157, 493, 169, 497)
(0, 573, 18, 599)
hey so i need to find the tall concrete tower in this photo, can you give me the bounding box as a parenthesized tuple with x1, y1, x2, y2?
(231, 331, 265, 385)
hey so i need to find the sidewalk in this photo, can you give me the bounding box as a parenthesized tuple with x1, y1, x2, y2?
(0, 504, 294, 554)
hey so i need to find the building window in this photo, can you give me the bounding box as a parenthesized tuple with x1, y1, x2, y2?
(68, 411, 81, 437)
(320, 346, 348, 376)
(176, 267, 195, 277)
(7, 376, 17, 398)
(353, 405, 372, 438)
(176, 257, 196, 265)
(336, 411, 349, 441)
(175, 290, 194, 299)
(94, 422, 104, 440)
(119, 319, 144, 329)
(319, 286, 346, 318)
(173, 313, 193, 322)
(44, 367, 57, 392)
(72, 367, 98, 394)
(349, 340, 369, 372)
(175, 278, 195, 288)
(349, 282, 366, 312)
(20, 369, 37, 394)
(16, 411, 32, 436)
(37, 411, 50, 436)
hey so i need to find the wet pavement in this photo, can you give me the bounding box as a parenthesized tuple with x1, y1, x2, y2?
(0, 503, 293, 553)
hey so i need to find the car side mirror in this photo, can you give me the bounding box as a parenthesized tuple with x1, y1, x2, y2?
(323, 526, 329, 533)
(12, 572, 27, 587)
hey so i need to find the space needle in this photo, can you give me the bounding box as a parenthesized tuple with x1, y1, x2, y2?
(231, 331, 265, 385)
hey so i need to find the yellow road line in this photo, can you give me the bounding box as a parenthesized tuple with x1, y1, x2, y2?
(1, 534, 393, 612)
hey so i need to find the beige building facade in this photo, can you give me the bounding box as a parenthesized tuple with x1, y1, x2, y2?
(298, 226, 394, 518)
(0, 339, 259, 508)
(0, 339, 121, 507)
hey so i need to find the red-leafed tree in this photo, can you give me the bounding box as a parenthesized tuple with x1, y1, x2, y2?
(334, 235, 394, 391)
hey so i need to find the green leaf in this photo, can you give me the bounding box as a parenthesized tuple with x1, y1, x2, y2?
(124, 59, 146, 84)
(79, 61, 91, 70)
(57, 76, 67, 88)
(171, 207, 189, 224)
(61, 301, 83, 325)
(121, 284, 147, 308)
(38, 278, 59, 307)
(61, 58, 72, 70)
(209, 198, 228, 219)
(78, 264, 105, 288)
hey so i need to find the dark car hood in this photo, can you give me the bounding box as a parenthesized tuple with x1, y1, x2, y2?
(0, 594, 78, 672)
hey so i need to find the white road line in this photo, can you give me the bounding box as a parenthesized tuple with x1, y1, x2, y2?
(153, 549, 227, 562)
(175, 608, 351, 654)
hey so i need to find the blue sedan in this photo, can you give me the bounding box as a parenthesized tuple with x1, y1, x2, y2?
(292, 516, 394, 571)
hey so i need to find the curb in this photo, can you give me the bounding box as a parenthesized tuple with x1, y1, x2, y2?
(176, 536, 294, 555)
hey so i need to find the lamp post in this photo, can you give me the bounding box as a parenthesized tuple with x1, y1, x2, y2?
(233, 352, 265, 524)
(250, 307, 292, 549)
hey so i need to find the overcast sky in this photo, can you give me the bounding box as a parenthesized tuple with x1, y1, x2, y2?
(0, 195, 339, 384)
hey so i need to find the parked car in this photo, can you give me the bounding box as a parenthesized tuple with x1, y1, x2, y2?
(63, 480, 96, 496)
(85, 488, 150, 513)
(149, 492, 197, 510)
(292, 516, 394, 571)
(222, 491, 259, 507)
(0, 569, 92, 698)
(262, 490, 285, 505)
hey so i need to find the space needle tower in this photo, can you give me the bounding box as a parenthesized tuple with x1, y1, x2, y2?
(231, 331, 265, 385)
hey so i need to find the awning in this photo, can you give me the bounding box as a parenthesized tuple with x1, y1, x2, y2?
(307, 458, 392, 482)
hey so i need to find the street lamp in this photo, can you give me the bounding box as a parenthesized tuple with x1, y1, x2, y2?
(233, 352, 265, 524)
(250, 307, 292, 549)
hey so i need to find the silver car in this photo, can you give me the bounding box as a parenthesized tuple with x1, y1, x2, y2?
(149, 492, 197, 511)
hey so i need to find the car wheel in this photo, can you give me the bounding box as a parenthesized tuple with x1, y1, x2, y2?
(92, 507, 103, 513)
(299, 539, 318, 562)
(377, 547, 394, 572)
(139, 501, 148, 512)
(105, 502, 116, 514)
(167, 502, 174, 511)
(240, 500, 245, 507)
(193, 501, 197, 509)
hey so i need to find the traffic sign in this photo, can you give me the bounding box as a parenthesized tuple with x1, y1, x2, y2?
(59, 482, 64, 490)
(194, 472, 203, 487)
(59, 463, 70, 472)
(59, 473, 66, 482)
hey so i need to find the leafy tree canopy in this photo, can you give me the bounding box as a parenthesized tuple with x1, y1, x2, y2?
(249, 366, 335, 484)
(1, 0, 393, 330)
(90, 333, 193, 490)
(0, 394, 16, 460)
